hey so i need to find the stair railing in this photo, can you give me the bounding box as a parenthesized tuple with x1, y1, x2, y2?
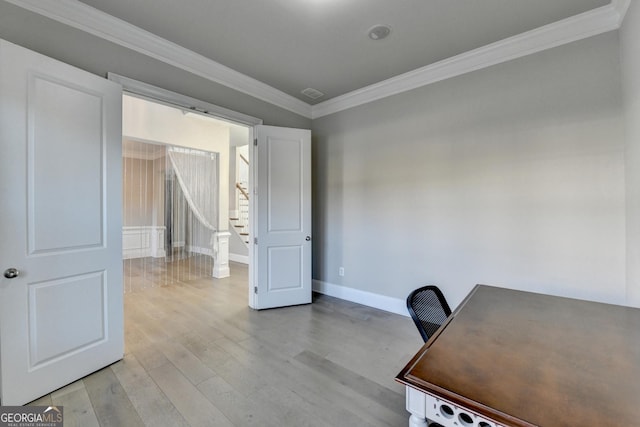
(236, 182, 250, 201)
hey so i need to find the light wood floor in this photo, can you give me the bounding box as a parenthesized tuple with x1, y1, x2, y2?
(29, 262, 423, 426)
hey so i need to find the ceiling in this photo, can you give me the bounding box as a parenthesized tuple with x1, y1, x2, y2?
(73, 0, 612, 105)
(6, 0, 627, 118)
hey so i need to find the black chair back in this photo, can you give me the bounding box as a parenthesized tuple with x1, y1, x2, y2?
(407, 285, 452, 342)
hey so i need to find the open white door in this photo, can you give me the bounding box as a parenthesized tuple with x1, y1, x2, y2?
(0, 40, 123, 405)
(250, 125, 311, 309)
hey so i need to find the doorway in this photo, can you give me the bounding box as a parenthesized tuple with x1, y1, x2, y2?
(121, 93, 252, 291)
(112, 74, 313, 310)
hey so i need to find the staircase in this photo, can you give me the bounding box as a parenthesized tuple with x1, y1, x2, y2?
(230, 180, 250, 246)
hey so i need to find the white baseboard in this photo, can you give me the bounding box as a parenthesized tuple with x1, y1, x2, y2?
(187, 245, 213, 256)
(229, 253, 249, 264)
(312, 280, 409, 317)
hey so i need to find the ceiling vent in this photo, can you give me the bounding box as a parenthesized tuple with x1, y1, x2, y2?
(301, 88, 324, 100)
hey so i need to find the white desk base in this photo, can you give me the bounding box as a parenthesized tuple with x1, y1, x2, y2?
(404, 386, 503, 427)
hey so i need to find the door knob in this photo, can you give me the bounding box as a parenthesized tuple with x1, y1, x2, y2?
(305, 236, 311, 241)
(4, 268, 19, 279)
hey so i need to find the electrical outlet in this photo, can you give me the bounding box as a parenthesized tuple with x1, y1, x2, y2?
(339, 267, 345, 277)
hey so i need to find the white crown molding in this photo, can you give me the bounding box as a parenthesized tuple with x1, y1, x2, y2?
(311, 2, 623, 118)
(4, 0, 313, 119)
(6, 0, 628, 121)
(612, 0, 632, 25)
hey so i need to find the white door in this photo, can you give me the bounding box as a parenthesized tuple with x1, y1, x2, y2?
(0, 40, 123, 405)
(250, 125, 311, 309)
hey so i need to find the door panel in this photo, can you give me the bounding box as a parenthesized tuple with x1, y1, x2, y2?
(29, 75, 105, 252)
(252, 125, 311, 309)
(268, 246, 303, 291)
(29, 272, 106, 367)
(0, 39, 123, 405)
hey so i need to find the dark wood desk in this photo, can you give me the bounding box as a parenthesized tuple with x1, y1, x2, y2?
(396, 285, 640, 427)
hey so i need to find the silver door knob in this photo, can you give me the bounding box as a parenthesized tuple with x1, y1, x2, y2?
(4, 268, 19, 279)
(305, 236, 311, 241)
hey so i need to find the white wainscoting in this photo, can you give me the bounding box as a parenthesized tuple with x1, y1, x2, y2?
(122, 226, 166, 259)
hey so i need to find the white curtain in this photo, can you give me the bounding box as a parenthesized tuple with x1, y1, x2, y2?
(167, 147, 219, 260)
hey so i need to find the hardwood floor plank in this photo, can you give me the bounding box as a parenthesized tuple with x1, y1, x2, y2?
(248, 383, 350, 427)
(147, 362, 234, 427)
(188, 340, 234, 368)
(203, 352, 270, 397)
(215, 336, 384, 427)
(157, 340, 216, 385)
(82, 368, 145, 427)
(294, 350, 406, 415)
(197, 376, 280, 427)
(111, 354, 189, 427)
(49, 381, 99, 427)
(132, 344, 172, 372)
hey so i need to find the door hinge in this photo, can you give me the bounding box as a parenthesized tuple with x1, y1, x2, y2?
(254, 237, 258, 245)
(254, 138, 258, 146)
(254, 286, 258, 294)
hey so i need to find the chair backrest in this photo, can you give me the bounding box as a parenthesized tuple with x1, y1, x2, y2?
(407, 285, 452, 342)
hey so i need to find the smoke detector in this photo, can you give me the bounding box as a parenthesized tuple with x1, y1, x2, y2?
(368, 24, 392, 40)
(301, 87, 325, 100)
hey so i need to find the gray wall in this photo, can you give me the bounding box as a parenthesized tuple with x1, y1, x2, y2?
(0, 1, 311, 130)
(621, 1, 640, 307)
(312, 33, 626, 309)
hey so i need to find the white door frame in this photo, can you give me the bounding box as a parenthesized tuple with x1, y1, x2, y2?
(108, 74, 263, 128)
(108, 74, 261, 300)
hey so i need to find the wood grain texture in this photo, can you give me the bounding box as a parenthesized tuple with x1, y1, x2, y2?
(398, 285, 640, 427)
(27, 262, 421, 426)
(50, 381, 99, 427)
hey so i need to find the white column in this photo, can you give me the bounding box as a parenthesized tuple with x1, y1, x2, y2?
(212, 231, 231, 278)
(151, 226, 166, 258)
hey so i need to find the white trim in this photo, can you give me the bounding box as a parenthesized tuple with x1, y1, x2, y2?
(613, 0, 632, 26)
(122, 226, 165, 259)
(186, 245, 214, 256)
(311, 3, 622, 118)
(5, 0, 312, 119)
(6, 0, 630, 120)
(229, 253, 249, 264)
(312, 280, 408, 317)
